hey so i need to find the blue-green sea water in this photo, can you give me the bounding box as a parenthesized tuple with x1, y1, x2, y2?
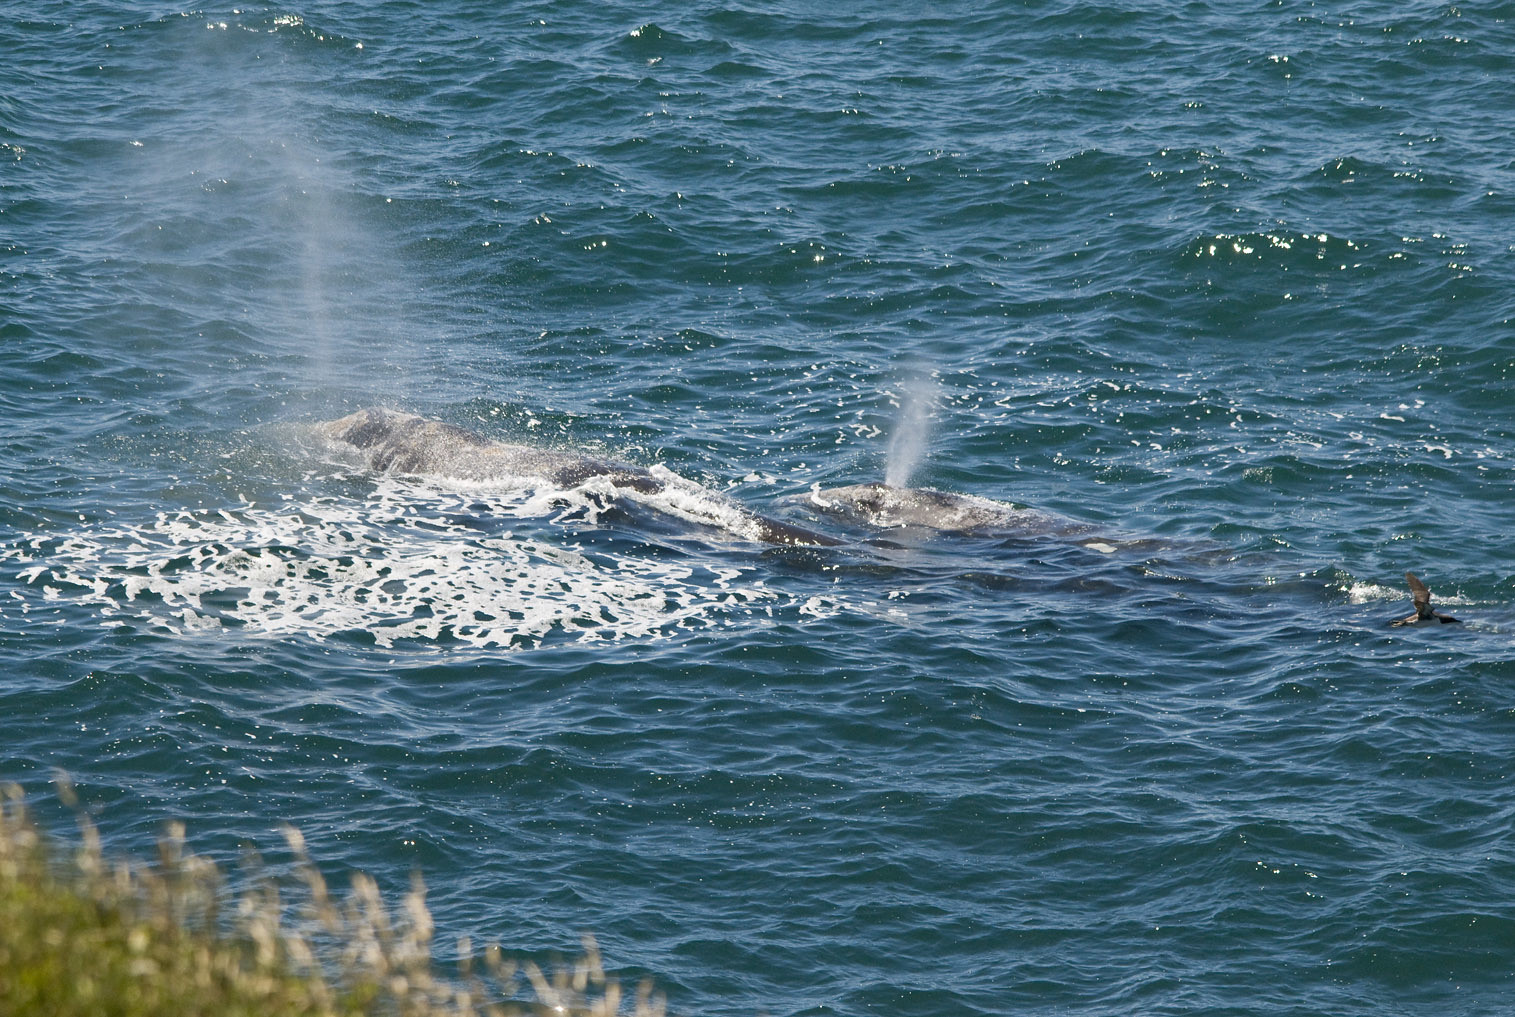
(5, 3, 1515, 1014)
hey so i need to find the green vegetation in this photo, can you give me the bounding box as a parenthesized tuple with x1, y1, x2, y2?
(0, 782, 664, 1017)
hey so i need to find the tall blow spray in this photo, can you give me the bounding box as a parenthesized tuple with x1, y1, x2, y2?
(154, 10, 419, 410)
(884, 372, 938, 489)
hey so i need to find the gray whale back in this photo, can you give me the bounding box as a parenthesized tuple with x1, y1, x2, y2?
(316, 408, 836, 546)
(317, 407, 663, 493)
(798, 482, 1120, 550)
(803, 482, 1018, 532)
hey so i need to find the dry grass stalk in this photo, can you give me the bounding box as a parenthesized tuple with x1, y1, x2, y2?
(0, 782, 668, 1017)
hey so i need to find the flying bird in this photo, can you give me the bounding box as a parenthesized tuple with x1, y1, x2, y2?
(1391, 572, 1461, 626)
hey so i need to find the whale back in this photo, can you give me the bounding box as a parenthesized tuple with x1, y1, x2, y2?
(315, 408, 837, 546)
(802, 482, 1020, 533)
(318, 407, 613, 485)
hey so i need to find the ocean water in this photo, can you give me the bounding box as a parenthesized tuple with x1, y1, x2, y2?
(5, 2, 1515, 1013)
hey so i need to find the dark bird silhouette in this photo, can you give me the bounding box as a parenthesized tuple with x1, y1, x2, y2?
(1391, 572, 1461, 626)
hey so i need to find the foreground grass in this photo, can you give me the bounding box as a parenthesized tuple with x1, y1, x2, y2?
(0, 783, 664, 1017)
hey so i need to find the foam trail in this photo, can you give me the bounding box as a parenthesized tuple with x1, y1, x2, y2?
(884, 374, 939, 488)
(0, 481, 785, 651)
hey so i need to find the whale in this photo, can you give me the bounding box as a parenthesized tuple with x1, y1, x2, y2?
(312, 412, 1465, 624)
(1390, 572, 1461, 626)
(799, 483, 1025, 533)
(793, 481, 1125, 551)
(315, 408, 838, 547)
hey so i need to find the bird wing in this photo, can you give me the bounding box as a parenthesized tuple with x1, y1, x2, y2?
(1405, 572, 1432, 616)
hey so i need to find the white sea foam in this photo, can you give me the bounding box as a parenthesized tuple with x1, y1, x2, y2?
(1344, 580, 1400, 604)
(1345, 577, 1470, 607)
(0, 477, 780, 650)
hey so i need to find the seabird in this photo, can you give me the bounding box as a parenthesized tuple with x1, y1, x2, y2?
(1391, 572, 1461, 626)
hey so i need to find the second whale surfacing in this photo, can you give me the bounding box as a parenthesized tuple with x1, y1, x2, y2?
(796, 481, 1121, 551)
(802, 483, 1023, 533)
(315, 408, 837, 547)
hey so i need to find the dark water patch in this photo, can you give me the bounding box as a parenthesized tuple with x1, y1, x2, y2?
(612, 22, 735, 64)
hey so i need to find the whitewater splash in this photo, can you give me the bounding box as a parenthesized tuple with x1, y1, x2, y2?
(0, 478, 789, 650)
